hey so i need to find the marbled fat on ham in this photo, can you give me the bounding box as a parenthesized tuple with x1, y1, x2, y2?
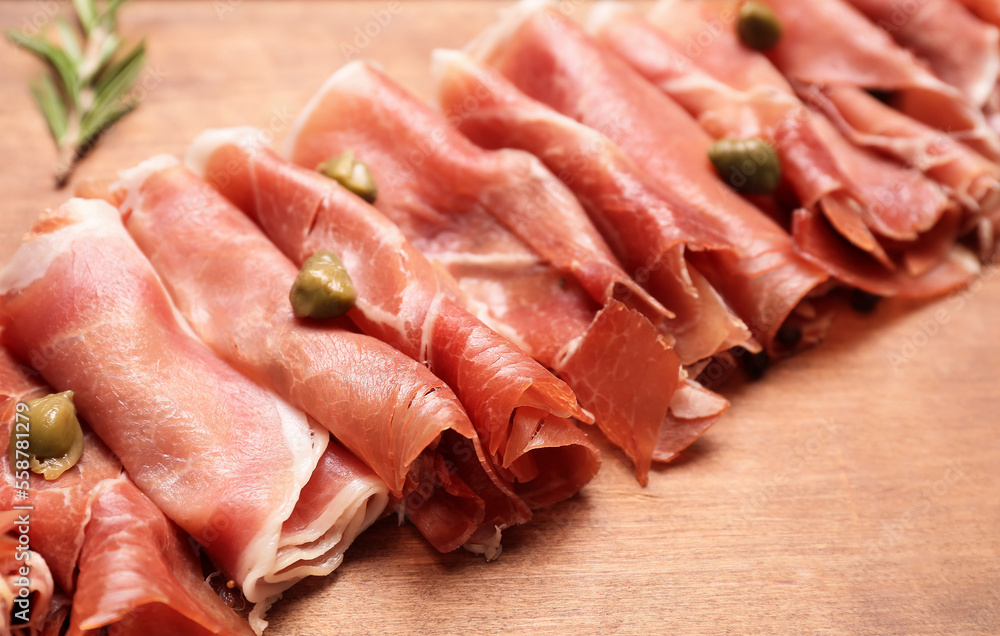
(0, 199, 387, 615)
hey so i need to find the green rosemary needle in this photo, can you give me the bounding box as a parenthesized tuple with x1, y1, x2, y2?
(6, 0, 146, 187)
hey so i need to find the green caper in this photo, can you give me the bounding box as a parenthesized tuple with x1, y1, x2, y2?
(708, 137, 782, 195)
(11, 391, 85, 481)
(317, 150, 378, 203)
(737, 1, 783, 51)
(290, 250, 358, 319)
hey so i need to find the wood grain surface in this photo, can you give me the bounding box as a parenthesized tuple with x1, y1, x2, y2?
(1, 2, 998, 634)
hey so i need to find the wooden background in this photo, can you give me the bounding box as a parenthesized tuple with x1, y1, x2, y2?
(1, 2, 998, 634)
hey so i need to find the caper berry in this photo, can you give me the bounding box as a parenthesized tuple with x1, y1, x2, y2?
(25, 391, 80, 458)
(737, 1, 783, 51)
(9, 391, 85, 481)
(290, 250, 358, 319)
(708, 137, 782, 195)
(317, 150, 378, 203)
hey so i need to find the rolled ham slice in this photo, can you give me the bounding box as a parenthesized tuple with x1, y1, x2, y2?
(0, 199, 388, 614)
(648, 0, 1000, 194)
(434, 49, 749, 365)
(589, 2, 977, 295)
(738, 0, 1000, 160)
(589, 4, 952, 244)
(112, 156, 521, 556)
(957, 0, 1000, 27)
(844, 0, 1000, 109)
(282, 60, 716, 483)
(0, 348, 255, 636)
(187, 131, 602, 512)
(467, 0, 831, 357)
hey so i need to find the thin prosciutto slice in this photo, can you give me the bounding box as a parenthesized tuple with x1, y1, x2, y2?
(434, 49, 749, 366)
(650, 0, 996, 257)
(0, 348, 254, 636)
(282, 61, 716, 482)
(650, 0, 1000, 228)
(187, 132, 603, 505)
(958, 0, 1000, 27)
(113, 157, 522, 556)
(729, 0, 1000, 160)
(845, 0, 1000, 108)
(468, 1, 831, 356)
(588, 3, 952, 246)
(587, 3, 977, 296)
(0, 199, 388, 613)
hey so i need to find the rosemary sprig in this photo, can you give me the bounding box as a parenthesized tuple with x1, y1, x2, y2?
(6, 0, 145, 188)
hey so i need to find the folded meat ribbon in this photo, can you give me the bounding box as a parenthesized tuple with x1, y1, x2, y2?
(587, 2, 979, 297)
(957, 0, 1000, 161)
(111, 156, 521, 556)
(726, 0, 1000, 161)
(0, 348, 255, 636)
(465, 1, 831, 357)
(844, 0, 999, 110)
(650, 0, 999, 263)
(958, 0, 1000, 29)
(186, 131, 603, 506)
(0, 199, 388, 617)
(280, 60, 719, 481)
(434, 49, 748, 366)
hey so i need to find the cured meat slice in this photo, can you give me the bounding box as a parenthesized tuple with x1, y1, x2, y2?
(588, 3, 950, 245)
(844, 0, 1000, 108)
(468, 1, 830, 356)
(801, 84, 1000, 260)
(648, 0, 1000, 205)
(649, 0, 1000, 260)
(286, 64, 668, 327)
(0, 348, 255, 636)
(435, 49, 750, 365)
(957, 0, 1000, 27)
(188, 131, 602, 506)
(0, 199, 388, 611)
(282, 61, 707, 483)
(807, 86, 1000, 213)
(655, 379, 730, 463)
(589, 3, 975, 294)
(804, 112, 975, 280)
(730, 0, 1000, 159)
(1, 353, 119, 596)
(113, 157, 518, 555)
(792, 206, 979, 298)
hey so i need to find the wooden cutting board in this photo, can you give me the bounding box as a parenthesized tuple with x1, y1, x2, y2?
(1, 2, 998, 634)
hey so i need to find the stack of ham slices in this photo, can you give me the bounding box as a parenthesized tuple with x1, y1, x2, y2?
(2, 0, 996, 632)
